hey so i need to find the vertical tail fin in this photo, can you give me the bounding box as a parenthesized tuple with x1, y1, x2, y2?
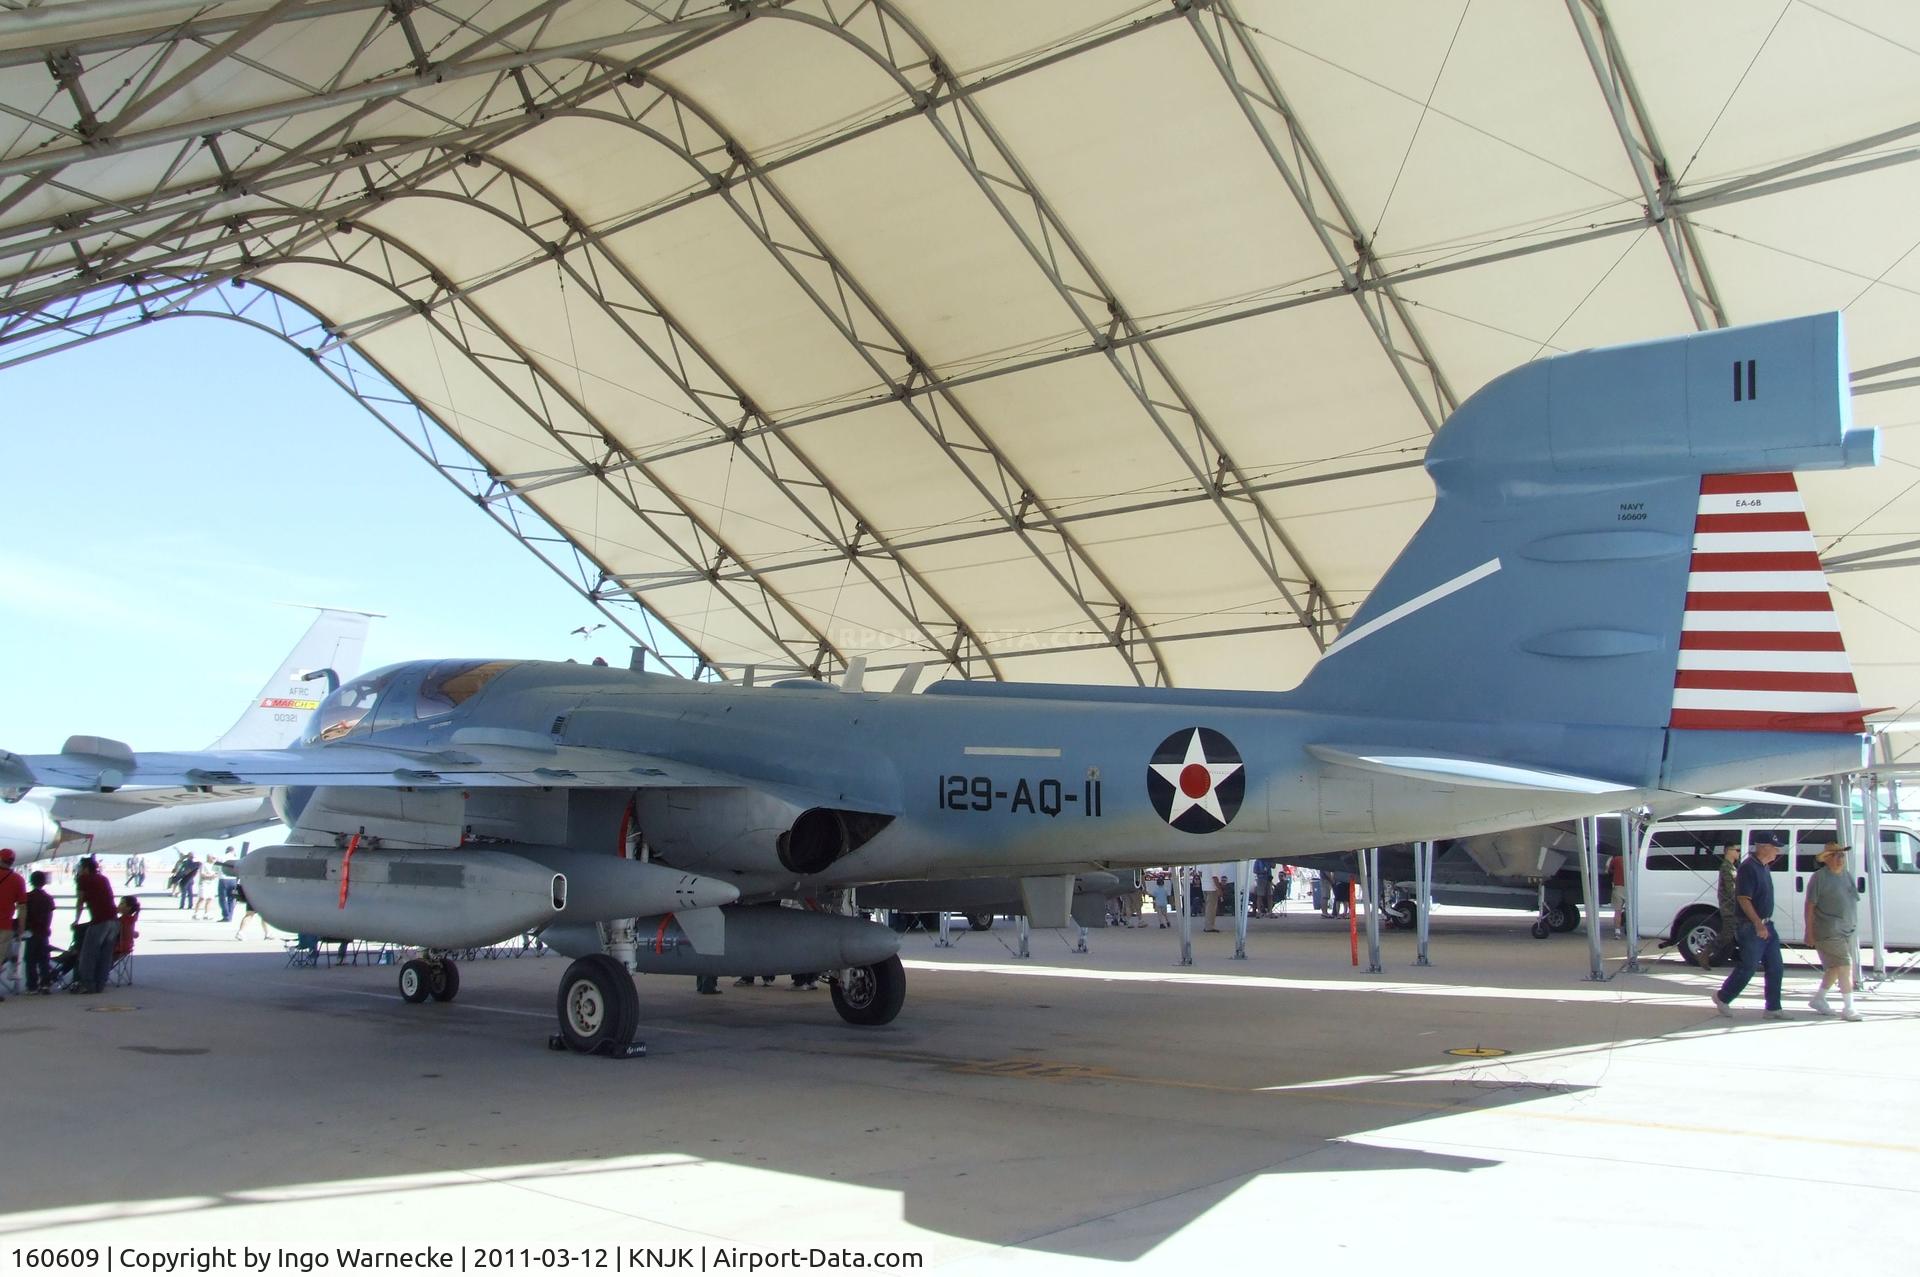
(207, 608, 376, 749)
(1290, 313, 1876, 742)
(1670, 473, 1865, 733)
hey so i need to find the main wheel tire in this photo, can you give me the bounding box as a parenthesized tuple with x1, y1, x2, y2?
(830, 955, 906, 1027)
(1384, 900, 1416, 931)
(556, 955, 639, 1054)
(1547, 900, 1581, 933)
(398, 959, 432, 1004)
(1677, 911, 1723, 968)
(966, 913, 995, 932)
(427, 959, 460, 1003)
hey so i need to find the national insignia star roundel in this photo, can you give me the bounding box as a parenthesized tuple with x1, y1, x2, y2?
(1147, 728, 1246, 833)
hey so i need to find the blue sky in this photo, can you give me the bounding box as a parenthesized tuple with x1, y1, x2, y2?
(2, 316, 661, 758)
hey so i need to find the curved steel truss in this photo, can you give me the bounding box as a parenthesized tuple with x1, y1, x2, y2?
(6, 0, 1919, 693)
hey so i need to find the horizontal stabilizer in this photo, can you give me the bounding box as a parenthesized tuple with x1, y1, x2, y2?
(1701, 788, 1835, 809)
(1309, 745, 1635, 795)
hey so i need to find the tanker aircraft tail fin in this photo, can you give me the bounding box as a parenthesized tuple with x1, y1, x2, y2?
(1291, 312, 1877, 789)
(206, 607, 377, 750)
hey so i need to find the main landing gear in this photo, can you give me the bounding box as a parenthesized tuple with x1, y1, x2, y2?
(398, 955, 460, 1003)
(549, 955, 647, 1058)
(541, 953, 908, 1057)
(829, 955, 907, 1027)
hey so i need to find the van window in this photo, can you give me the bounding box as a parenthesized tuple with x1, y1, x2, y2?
(1646, 828, 1737, 872)
(1882, 829, 1920, 875)
(1790, 828, 1838, 873)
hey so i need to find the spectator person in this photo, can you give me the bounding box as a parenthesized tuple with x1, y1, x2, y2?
(115, 896, 140, 969)
(1146, 870, 1174, 928)
(1202, 863, 1229, 932)
(72, 856, 119, 994)
(1251, 860, 1274, 917)
(24, 871, 54, 994)
(1804, 842, 1863, 1021)
(0, 848, 25, 999)
(1712, 834, 1787, 1020)
(1276, 863, 1294, 908)
(234, 880, 270, 939)
(216, 846, 237, 923)
(173, 851, 198, 911)
(194, 852, 220, 919)
(1610, 852, 1629, 938)
(1700, 843, 1742, 970)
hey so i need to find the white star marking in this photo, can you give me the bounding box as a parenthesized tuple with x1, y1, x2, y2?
(1149, 729, 1244, 825)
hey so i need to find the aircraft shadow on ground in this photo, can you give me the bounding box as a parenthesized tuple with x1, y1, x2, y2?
(1, 948, 1710, 1261)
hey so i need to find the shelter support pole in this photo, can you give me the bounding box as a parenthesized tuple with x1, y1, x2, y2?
(1363, 848, 1383, 974)
(1016, 915, 1031, 960)
(1177, 867, 1193, 967)
(935, 910, 952, 950)
(1579, 816, 1605, 981)
(1075, 924, 1089, 955)
(1232, 859, 1251, 960)
(1621, 810, 1645, 973)
(1834, 772, 1861, 987)
(1861, 766, 1888, 982)
(1413, 840, 1432, 968)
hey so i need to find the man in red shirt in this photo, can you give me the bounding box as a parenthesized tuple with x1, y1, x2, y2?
(0, 848, 26, 1002)
(73, 856, 118, 994)
(23, 872, 54, 994)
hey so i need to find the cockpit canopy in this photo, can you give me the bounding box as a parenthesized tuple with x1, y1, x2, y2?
(302, 660, 518, 746)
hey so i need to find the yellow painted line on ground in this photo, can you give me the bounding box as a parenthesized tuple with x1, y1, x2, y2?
(1515, 1110, 1920, 1155)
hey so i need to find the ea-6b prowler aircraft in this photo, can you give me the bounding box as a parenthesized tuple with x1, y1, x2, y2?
(0, 315, 1879, 1056)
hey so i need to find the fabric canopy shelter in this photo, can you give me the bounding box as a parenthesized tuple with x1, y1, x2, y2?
(4, 0, 1917, 717)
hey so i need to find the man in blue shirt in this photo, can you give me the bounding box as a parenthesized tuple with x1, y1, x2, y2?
(1712, 834, 1788, 1020)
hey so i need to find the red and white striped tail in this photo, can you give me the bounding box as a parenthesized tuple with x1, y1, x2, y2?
(1670, 473, 1865, 733)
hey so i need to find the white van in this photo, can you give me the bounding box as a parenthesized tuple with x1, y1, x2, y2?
(1636, 817, 1920, 963)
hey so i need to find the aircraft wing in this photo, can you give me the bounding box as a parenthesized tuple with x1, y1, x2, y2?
(2, 738, 746, 795)
(41, 785, 273, 819)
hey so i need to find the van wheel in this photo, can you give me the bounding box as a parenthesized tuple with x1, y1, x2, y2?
(966, 913, 995, 932)
(1677, 911, 1723, 968)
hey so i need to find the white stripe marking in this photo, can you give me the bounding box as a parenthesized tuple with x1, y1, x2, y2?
(1690, 531, 1818, 553)
(1672, 689, 1864, 713)
(963, 746, 1062, 758)
(1681, 611, 1840, 632)
(1698, 492, 1805, 515)
(1323, 558, 1501, 658)
(1676, 650, 1854, 673)
(1686, 571, 1830, 592)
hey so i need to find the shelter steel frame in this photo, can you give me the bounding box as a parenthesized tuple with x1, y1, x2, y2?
(5, 0, 1920, 683)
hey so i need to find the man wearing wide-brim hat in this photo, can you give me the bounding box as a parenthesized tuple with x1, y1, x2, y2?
(1804, 842, 1864, 1021)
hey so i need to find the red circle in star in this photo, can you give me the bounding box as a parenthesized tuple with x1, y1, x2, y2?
(1179, 763, 1212, 798)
